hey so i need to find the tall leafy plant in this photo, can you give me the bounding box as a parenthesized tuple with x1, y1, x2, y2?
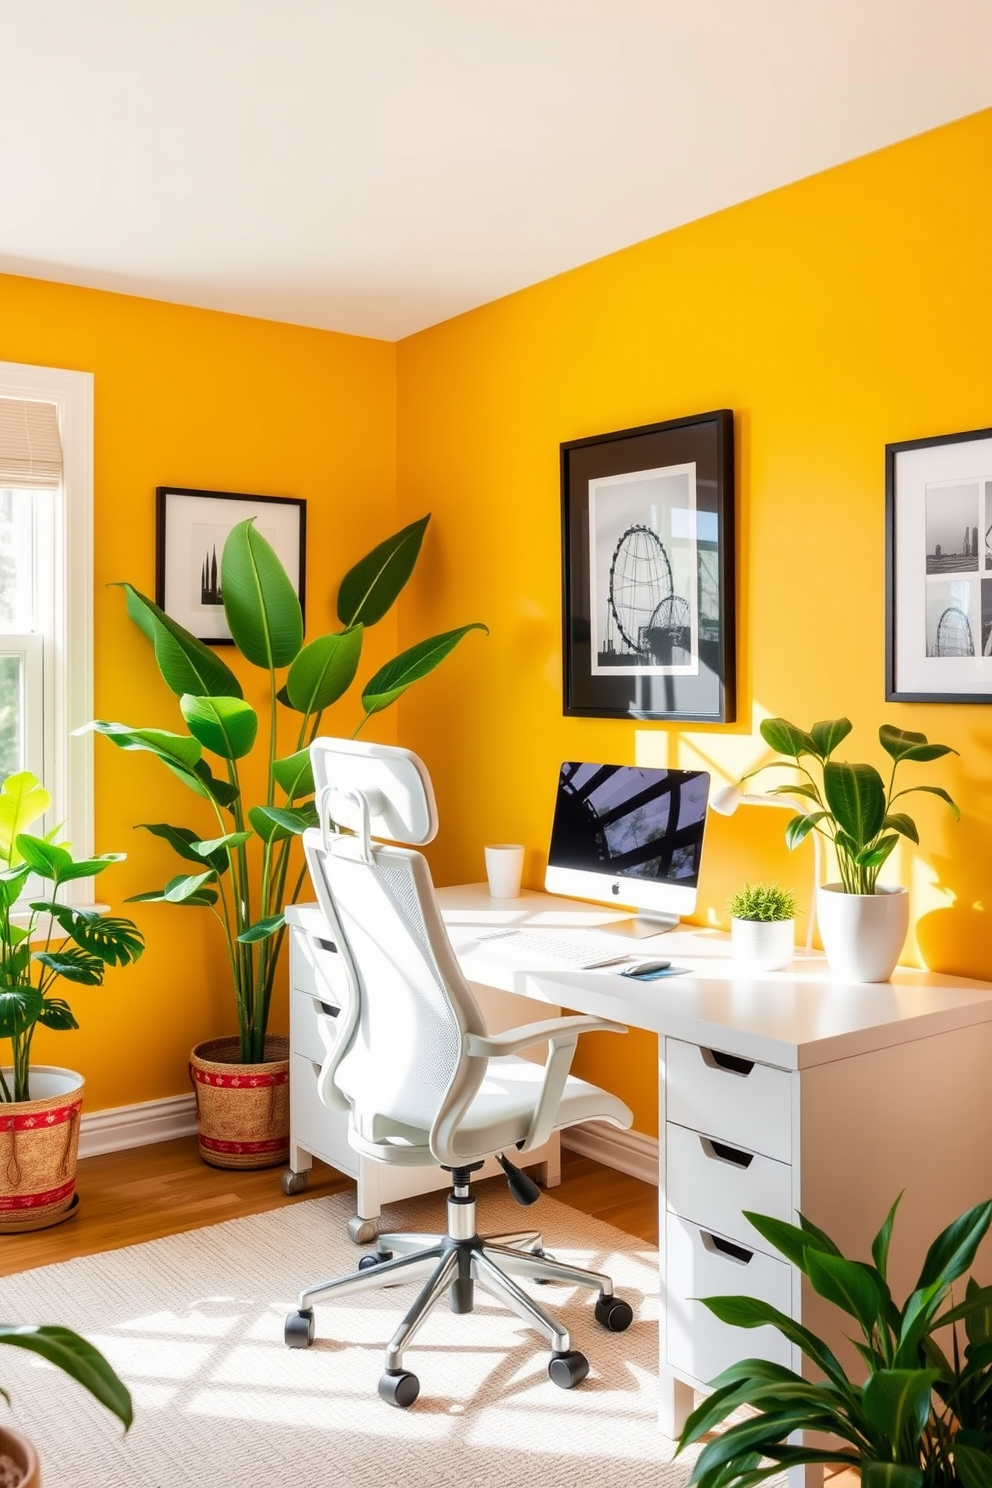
(743, 718, 959, 895)
(0, 772, 144, 1102)
(677, 1196, 992, 1488)
(87, 515, 486, 1064)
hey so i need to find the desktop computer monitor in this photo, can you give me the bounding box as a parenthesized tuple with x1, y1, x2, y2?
(544, 761, 710, 931)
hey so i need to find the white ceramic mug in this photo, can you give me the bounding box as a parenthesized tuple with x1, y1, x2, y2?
(485, 844, 525, 899)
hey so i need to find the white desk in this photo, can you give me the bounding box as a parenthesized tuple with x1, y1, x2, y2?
(438, 883, 992, 1450)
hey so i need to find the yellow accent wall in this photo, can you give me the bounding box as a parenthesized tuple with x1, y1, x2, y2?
(395, 110, 992, 1136)
(0, 274, 397, 1109)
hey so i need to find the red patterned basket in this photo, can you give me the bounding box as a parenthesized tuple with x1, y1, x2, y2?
(0, 1067, 84, 1232)
(189, 1036, 290, 1171)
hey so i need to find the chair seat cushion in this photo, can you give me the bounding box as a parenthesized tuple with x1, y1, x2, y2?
(455, 1056, 633, 1157)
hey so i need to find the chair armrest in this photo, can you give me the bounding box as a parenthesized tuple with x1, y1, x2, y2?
(464, 1014, 626, 1060)
(466, 1014, 626, 1154)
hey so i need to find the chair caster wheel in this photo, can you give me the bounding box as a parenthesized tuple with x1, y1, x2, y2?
(284, 1309, 315, 1348)
(595, 1294, 633, 1332)
(358, 1249, 393, 1271)
(282, 1169, 309, 1196)
(348, 1216, 379, 1245)
(548, 1350, 589, 1389)
(533, 1246, 555, 1284)
(378, 1369, 420, 1408)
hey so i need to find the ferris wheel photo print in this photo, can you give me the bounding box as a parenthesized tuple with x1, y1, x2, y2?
(560, 410, 735, 723)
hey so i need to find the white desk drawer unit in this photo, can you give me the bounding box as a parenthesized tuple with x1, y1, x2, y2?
(664, 1035, 798, 1392)
(285, 907, 562, 1242)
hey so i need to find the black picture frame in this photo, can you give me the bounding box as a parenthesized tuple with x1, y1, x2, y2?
(885, 426, 992, 702)
(155, 486, 307, 646)
(560, 410, 735, 723)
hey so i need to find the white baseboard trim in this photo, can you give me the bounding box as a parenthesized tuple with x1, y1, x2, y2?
(561, 1121, 659, 1186)
(78, 1093, 198, 1160)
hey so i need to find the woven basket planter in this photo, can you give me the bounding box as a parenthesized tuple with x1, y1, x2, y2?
(189, 1036, 290, 1171)
(0, 1424, 40, 1487)
(0, 1067, 84, 1234)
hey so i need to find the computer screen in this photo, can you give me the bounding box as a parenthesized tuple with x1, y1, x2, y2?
(544, 761, 710, 925)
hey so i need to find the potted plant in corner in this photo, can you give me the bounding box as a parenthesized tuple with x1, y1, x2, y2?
(86, 514, 486, 1170)
(0, 771, 144, 1231)
(726, 882, 798, 972)
(0, 1322, 132, 1486)
(677, 1193, 992, 1488)
(741, 718, 959, 981)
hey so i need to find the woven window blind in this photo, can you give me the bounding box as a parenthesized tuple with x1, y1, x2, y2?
(0, 398, 62, 488)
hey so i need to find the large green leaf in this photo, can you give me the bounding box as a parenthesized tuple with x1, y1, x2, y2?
(806, 1249, 885, 1336)
(742, 1212, 836, 1273)
(823, 761, 886, 849)
(917, 1201, 992, 1290)
(237, 912, 285, 945)
(785, 811, 829, 851)
(0, 866, 30, 912)
(955, 1444, 992, 1488)
(286, 626, 363, 714)
(221, 518, 303, 670)
(83, 721, 202, 769)
(117, 583, 242, 699)
(964, 1278, 992, 1347)
(699, 1295, 849, 1388)
(361, 623, 488, 714)
(163, 871, 217, 904)
(862, 1464, 925, 1488)
(16, 836, 126, 885)
(0, 1324, 132, 1428)
(879, 724, 957, 764)
(855, 834, 899, 871)
(34, 948, 105, 985)
(180, 694, 258, 760)
(872, 1193, 904, 1281)
(862, 1369, 940, 1450)
(191, 759, 240, 808)
(137, 823, 219, 868)
(892, 784, 960, 821)
(271, 749, 314, 801)
(126, 885, 218, 908)
(37, 997, 79, 1031)
(28, 903, 145, 966)
(883, 814, 919, 844)
(251, 804, 318, 838)
(0, 771, 51, 867)
(759, 718, 817, 759)
(0, 984, 43, 1038)
(809, 719, 853, 760)
(193, 831, 252, 859)
(337, 514, 430, 628)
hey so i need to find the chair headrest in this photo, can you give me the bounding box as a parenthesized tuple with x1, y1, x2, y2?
(310, 738, 438, 847)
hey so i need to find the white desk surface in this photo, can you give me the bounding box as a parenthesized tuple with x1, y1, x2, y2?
(436, 884, 992, 1071)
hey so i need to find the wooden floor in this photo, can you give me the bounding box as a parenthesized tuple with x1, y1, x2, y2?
(0, 1139, 658, 1277)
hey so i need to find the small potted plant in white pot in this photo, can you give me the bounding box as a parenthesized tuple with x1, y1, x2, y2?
(0, 772, 144, 1231)
(727, 883, 798, 972)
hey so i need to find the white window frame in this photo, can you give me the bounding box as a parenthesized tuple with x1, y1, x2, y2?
(0, 362, 94, 902)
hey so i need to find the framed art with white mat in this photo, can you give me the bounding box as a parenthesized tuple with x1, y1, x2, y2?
(156, 486, 306, 645)
(887, 427, 992, 701)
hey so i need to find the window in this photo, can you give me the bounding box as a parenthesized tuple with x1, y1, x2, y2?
(0, 364, 94, 902)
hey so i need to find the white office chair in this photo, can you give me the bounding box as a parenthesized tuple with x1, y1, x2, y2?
(284, 737, 635, 1408)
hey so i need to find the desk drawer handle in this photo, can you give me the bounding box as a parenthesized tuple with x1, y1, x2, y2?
(314, 999, 339, 1018)
(701, 1230, 753, 1265)
(701, 1047, 754, 1077)
(315, 937, 337, 953)
(700, 1136, 753, 1169)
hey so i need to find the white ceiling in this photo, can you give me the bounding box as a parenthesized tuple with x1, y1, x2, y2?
(2, 0, 990, 342)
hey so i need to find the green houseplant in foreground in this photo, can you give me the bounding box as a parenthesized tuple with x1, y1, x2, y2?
(87, 514, 485, 1068)
(744, 718, 958, 897)
(678, 1195, 992, 1488)
(0, 1323, 131, 1484)
(0, 771, 144, 1104)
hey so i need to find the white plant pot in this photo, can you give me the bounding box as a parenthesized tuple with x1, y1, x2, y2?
(730, 917, 795, 972)
(816, 883, 909, 983)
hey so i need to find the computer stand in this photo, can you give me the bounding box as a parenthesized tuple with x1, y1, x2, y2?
(601, 912, 679, 940)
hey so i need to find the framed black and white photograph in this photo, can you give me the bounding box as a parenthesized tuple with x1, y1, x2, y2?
(886, 426, 992, 701)
(561, 410, 735, 722)
(156, 487, 306, 645)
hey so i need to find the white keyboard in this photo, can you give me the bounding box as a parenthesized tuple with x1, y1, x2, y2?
(469, 927, 634, 970)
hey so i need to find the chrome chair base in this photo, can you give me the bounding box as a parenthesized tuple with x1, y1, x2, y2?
(285, 1176, 634, 1407)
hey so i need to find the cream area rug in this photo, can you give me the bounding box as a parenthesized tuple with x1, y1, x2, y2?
(0, 1185, 698, 1488)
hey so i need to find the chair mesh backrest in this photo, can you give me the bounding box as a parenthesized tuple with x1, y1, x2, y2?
(307, 833, 486, 1142)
